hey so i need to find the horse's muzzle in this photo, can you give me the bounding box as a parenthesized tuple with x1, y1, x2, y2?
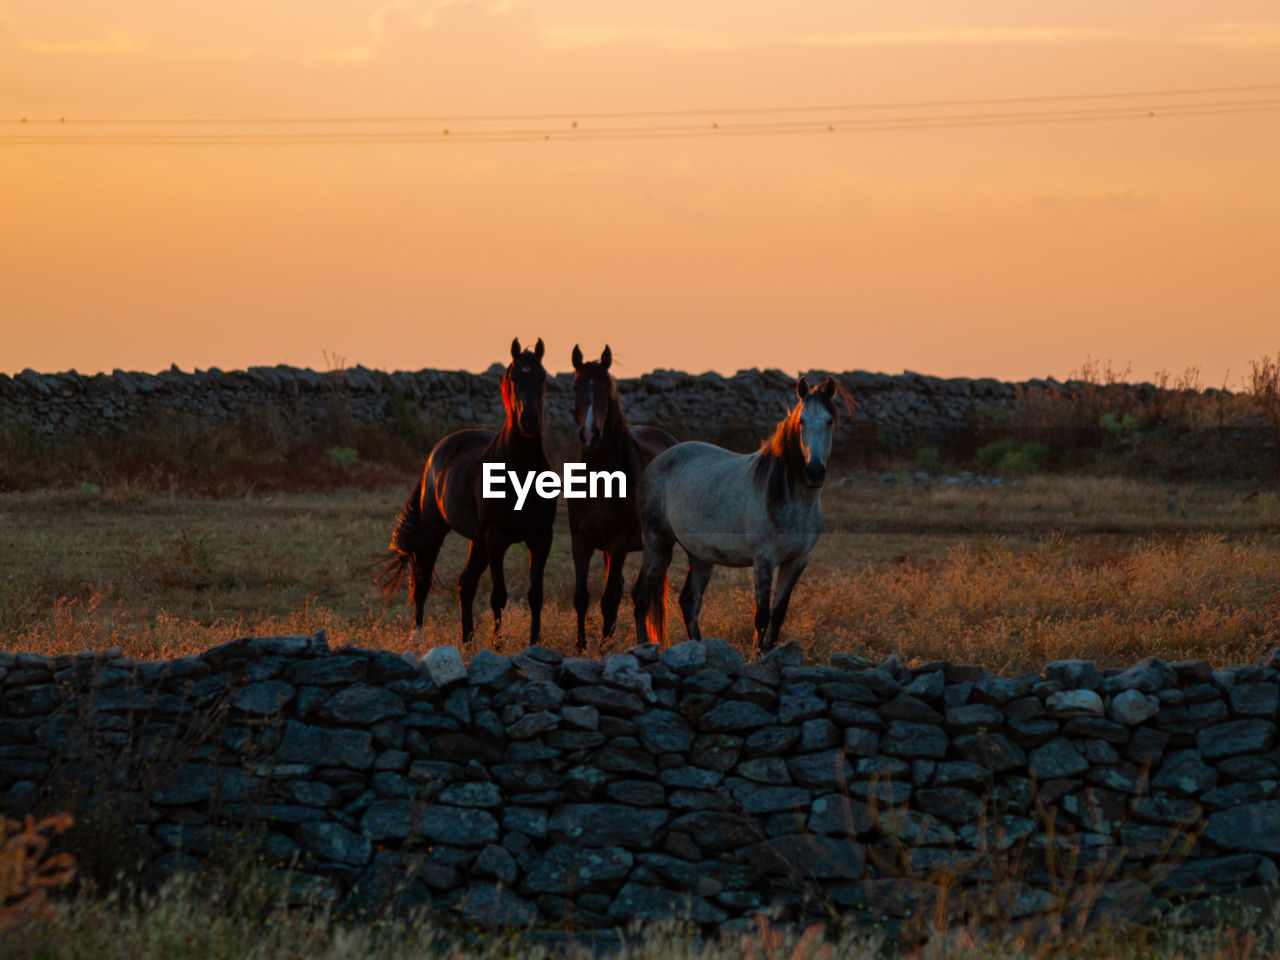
(804, 464, 826, 487)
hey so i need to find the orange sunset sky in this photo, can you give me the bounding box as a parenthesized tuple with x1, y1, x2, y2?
(1, 2, 1277, 384)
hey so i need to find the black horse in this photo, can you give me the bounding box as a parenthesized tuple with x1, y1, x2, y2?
(379, 338, 557, 645)
(568, 344, 677, 651)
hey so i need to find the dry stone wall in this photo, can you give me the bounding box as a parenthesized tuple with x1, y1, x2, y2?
(0, 363, 1096, 452)
(3, 635, 1280, 931)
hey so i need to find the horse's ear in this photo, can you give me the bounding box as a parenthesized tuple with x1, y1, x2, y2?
(818, 376, 837, 399)
(601, 345, 612, 370)
(572, 345, 583, 371)
(511, 338, 521, 361)
(534, 338, 545, 360)
(796, 376, 810, 400)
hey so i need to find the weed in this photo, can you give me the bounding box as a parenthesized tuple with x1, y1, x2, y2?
(977, 440, 1048, 475)
(0, 813, 76, 933)
(1100, 412, 1140, 441)
(1248, 353, 1280, 441)
(327, 446, 359, 470)
(916, 448, 942, 475)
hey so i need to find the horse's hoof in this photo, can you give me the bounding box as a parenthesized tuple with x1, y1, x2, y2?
(408, 627, 423, 644)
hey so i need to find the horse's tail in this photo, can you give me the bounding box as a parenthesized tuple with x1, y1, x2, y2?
(375, 478, 431, 597)
(646, 570, 668, 647)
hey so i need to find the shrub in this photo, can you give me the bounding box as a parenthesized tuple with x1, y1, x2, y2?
(916, 447, 942, 474)
(326, 446, 359, 470)
(978, 439, 1048, 475)
(978, 438, 1018, 469)
(1100, 411, 1140, 440)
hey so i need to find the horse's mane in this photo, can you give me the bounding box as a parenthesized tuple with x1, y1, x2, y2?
(753, 406, 807, 508)
(603, 376, 647, 479)
(578, 366, 646, 480)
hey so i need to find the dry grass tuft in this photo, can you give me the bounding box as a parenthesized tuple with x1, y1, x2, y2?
(0, 813, 76, 934)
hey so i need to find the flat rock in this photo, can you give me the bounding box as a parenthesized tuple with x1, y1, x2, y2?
(1045, 689, 1104, 719)
(547, 804, 669, 848)
(316, 684, 406, 725)
(699, 700, 774, 733)
(1198, 719, 1277, 760)
(524, 845, 634, 893)
(231, 681, 296, 716)
(1109, 689, 1160, 726)
(296, 821, 372, 866)
(468, 649, 514, 687)
(422, 647, 467, 688)
(661, 641, 708, 674)
(1043, 660, 1103, 690)
(634, 709, 695, 753)
(447, 883, 537, 928)
(1203, 801, 1280, 854)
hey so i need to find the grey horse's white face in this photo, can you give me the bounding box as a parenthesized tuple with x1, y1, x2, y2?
(798, 396, 835, 487)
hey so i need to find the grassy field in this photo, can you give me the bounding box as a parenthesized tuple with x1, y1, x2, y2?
(3, 472, 1278, 671)
(4, 472, 1280, 955)
(5, 867, 1279, 960)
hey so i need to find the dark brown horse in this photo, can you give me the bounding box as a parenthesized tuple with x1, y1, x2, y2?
(569, 344, 677, 652)
(378, 338, 557, 645)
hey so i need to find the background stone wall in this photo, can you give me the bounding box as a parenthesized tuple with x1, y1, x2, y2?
(0, 363, 1178, 454)
(3, 635, 1279, 931)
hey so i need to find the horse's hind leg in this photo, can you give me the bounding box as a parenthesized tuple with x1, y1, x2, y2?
(751, 557, 776, 656)
(600, 547, 628, 642)
(632, 525, 674, 644)
(571, 533, 593, 652)
(764, 555, 810, 652)
(410, 526, 448, 639)
(678, 554, 714, 642)
(457, 539, 489, 645)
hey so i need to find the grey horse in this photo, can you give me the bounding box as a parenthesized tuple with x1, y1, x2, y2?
(631, 375, 852, 655)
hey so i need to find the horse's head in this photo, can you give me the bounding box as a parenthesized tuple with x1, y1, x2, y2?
(503, 337, 547, 438)
(570, 343, 614, 452)
(794, 375, 846, 488)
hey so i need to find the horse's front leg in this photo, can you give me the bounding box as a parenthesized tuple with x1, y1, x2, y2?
(571, 532, 592, 652)
(678, 554, 714, 642)
(764, 554, 810, 652)
(600, 548, 629, 642)
(485, 533, 509, 639)
(751, 556, 775, 657)
(457, 539, 489, 645)
(527, 529, 553, 646)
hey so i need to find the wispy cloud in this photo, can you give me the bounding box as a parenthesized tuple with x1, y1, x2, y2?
(541, 25, 736, 54)
(1034, 188, 1159, 212)
(796, 27, 1124, 47)
(1188, 21, 1280, 46)
(318, 0, 521, 63)
(541, 24, 1123, 54)
(21, 27, 254, 59)
(22, 28, 141, 56)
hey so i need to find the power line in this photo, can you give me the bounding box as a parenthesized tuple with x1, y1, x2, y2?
(4, 92, 1278, 146)
(6, 81, 1280, 127)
